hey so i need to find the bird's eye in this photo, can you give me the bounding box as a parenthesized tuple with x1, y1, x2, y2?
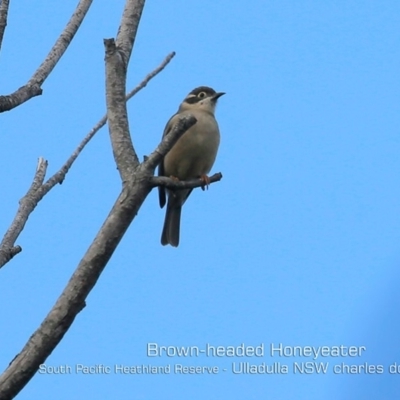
(198, 92, 207, 98)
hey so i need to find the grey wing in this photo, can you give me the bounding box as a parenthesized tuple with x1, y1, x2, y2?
(158, 115, 176, 208)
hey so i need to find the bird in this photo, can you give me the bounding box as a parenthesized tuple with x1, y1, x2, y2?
(158, 86, 225, 247)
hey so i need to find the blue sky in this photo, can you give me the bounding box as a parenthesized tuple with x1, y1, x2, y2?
(1, 0, 400, 398)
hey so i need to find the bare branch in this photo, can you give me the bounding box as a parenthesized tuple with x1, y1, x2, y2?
(0, 0, 93, 112)
(0, 179, 152, 398)
(104, 38, 139, 179)
(0, 0, 10, 51)
(0, 84, 43, 112)
(150, 173, 223, 190)
(0, 158, 48, 268)
(126, 51, 175, 100)
(28, 0, 93, 87)
(102, 0, 147, 179)
(116, 0, 146, 63)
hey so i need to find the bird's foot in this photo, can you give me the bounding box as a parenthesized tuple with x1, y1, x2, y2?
(200, 174, 211, 191)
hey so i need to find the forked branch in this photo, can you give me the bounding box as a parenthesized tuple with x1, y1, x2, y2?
(0, 52, 174, 269)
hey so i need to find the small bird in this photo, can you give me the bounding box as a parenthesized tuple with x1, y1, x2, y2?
(158, 86, 225, 247)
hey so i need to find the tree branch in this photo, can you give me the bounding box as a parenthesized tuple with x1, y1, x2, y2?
(126, 51, 175, 100)
(104, 38, 139, 179)
(0, 0, 93, 112)
(0, 183, 151, 399)
(29, 0, 93, 87)
(0, 158, 48, 268)
(0, 84, 43, 113)
(116, 0, 145, 63)
(102, 0, 147, 179)
(0, 0, 10, 52)
(150, 173, 223, 190)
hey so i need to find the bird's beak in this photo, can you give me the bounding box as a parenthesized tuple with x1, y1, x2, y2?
(212, 92, 225, 101)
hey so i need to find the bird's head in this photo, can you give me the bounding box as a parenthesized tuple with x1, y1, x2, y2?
(179, 86, 225, 114)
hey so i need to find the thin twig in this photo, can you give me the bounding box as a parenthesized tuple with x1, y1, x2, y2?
(126, 51, 175, 100)
(150, 173, 223, 190)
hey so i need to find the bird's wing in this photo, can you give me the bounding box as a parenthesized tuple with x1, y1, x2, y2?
(158, 113, 177, 208)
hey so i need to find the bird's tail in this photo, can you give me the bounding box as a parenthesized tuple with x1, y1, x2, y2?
(161, 202, 182, 247)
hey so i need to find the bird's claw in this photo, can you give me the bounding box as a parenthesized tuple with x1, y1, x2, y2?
(200, 174, 211, 191)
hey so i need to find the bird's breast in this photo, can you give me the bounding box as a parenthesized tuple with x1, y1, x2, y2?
(163, 113, 220, 180)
